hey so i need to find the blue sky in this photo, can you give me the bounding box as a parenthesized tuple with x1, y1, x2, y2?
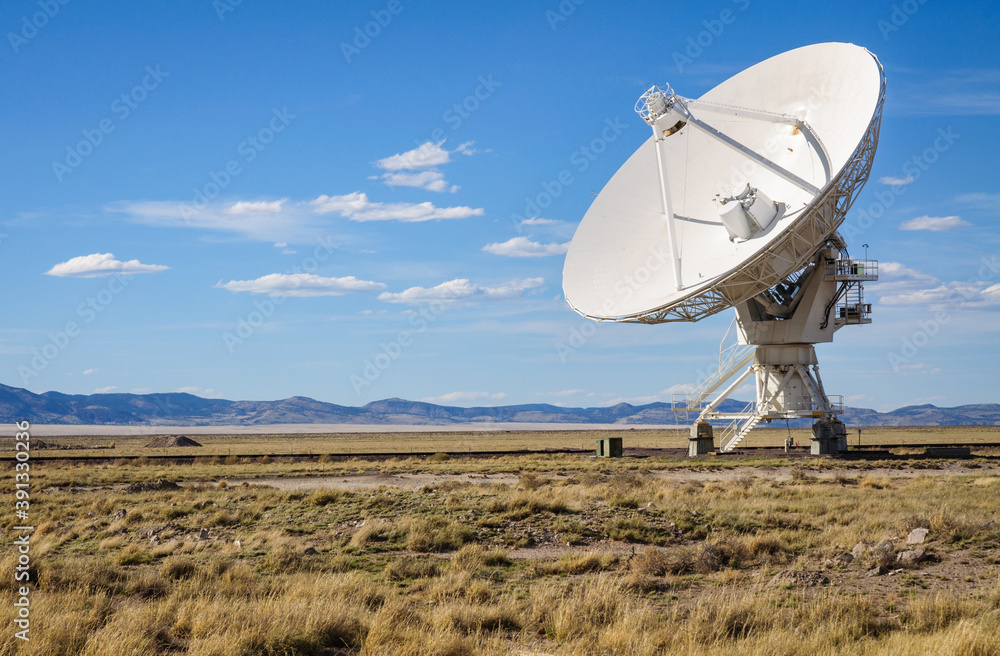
(2, 0, 998, 412)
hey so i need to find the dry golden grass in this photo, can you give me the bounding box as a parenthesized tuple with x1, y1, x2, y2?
(2, 448, 1000, 654)
(7, 424, 1000, 461)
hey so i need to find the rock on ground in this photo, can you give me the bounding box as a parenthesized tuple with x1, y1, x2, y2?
(897, 549, 926, 566)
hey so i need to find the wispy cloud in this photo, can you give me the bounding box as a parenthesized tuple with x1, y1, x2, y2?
(45, 253, 169, 278)
(482, 236, 569, 257)
(226, 199, 286, 214)
(520, 217, 563, 226)
(216, 273, 386, 297)
(898, 215, 970, 231)
(536, 389, 589, 397)
(174, 386, 221, 397)
(892, 363, 942, 376)
(93, 386, 118, 394)
(377, 277, 544, 304)
(879, 174, 914, 186)
(310, 192, 482, 222)
(111, 191, 483, 238)
(420, 391, 506, 404)
(108, 199, 328, 243)
(958, 192, 1000, 213)
(891, 68, 1000, 116)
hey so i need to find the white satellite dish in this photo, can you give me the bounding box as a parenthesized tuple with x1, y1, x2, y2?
(563, 43, 885, 455)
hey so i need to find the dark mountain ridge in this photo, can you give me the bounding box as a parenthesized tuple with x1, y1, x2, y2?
(0, 384, 996, 427)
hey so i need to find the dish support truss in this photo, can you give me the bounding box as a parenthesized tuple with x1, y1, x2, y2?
(609, 61, 885, 325)
(673, 243, 878, 455)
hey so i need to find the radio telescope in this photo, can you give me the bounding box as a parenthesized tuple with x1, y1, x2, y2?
(563, 43, 885, 456)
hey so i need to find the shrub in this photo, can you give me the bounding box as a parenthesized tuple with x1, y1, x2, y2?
(405, 519, 475, 552)
(310, 487, 346, 507)
(117, 544, 152, 566)
(350, 519, 401, 548)
(161, 557, 199, 580)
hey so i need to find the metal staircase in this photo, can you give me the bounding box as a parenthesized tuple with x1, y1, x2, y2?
(719, 402, 762, 452)
(672, 317, 755, 420)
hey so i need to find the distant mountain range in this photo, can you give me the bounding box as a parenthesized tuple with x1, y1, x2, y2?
(0, 384, 997, 427)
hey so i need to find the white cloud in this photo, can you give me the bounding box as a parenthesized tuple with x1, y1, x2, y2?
(892, 363, 942, 376)
(378, 277, 544, 304)
(879, 175, 914, 186)
(380, 170, 454, 193)
(83, 368, 98, 375)
(226, 199, 286, 214)
(898, 215, 970, 231)
(892, 69, 1000, 116)
(872, 261, 1000, 308)
(483, 236, 569, 257)
(108, 199, 329, 243)
(420, 391, 507, 404)
(175, 386, 220, 397)
(520, 217, 562, 226)
(274, 242, 287, 248)
(536, 389, 587, 397)
(377, 141, 451, 171)
(958, 192, 1000, 213)
(45, 253, 169, 278)
(93, 386, 118, 394)
(374, 141, 475, 192)
(375, 140, 475, 172)
(310, 192, 482, 222)
(217, 273, 386, 297)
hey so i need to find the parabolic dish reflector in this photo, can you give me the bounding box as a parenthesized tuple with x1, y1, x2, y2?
(563, 43, 885, 323)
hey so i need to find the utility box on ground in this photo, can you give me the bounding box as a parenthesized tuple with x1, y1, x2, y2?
(596, 437, 623, 458)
